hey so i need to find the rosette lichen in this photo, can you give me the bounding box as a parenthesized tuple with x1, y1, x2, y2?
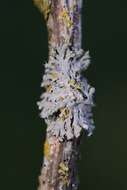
(37, 44, 95, 141)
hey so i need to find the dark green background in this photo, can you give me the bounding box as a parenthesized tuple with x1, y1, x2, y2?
(1, 0, 127, 190)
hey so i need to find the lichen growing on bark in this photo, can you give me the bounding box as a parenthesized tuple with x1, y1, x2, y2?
(33, 0, 95, 189)
(37, 44, 95, 141)
(33, 0, 51, 20)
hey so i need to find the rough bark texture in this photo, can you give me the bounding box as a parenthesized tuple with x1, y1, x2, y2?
(33, 1, 95, 190)
(38, 136, 80, 190)
(33, 0, 82, 48)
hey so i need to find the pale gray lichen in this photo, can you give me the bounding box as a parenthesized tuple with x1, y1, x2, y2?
(37, 44, 95, 141)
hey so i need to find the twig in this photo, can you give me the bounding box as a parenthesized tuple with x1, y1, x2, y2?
(33, 1, 95, 189)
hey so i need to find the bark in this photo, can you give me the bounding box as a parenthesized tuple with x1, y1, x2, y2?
(33, 1, 95, 190)
(38, 136, 81, 190)
(33, 0, 82, 48)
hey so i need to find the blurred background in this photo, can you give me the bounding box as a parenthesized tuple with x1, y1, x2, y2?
(0, 0, 127, 190)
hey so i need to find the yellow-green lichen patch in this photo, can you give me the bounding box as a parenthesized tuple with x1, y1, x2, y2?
(59, 162, 69, 172)
(33, 0, 51, 20)
(46, 84, 53, 92)
(59, 108, 70, 121)
(69, 79, 81, 90)
(59, 9, 73, 29)
(58, 162, 70, 186)
(44, 140, 50, 160)
(50, 72, 58, 80)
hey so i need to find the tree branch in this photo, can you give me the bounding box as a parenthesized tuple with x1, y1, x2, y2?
(33, 1, 95, 190)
